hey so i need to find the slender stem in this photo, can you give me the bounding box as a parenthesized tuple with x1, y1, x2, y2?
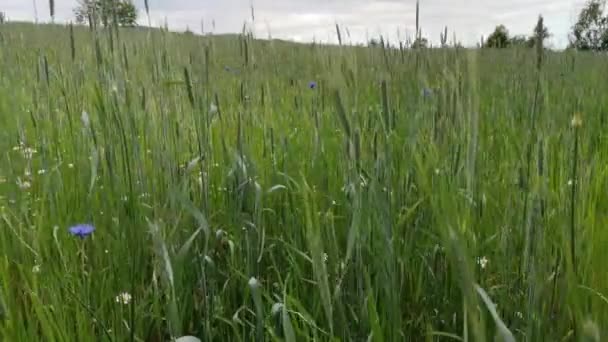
(570, 126, 579, 276)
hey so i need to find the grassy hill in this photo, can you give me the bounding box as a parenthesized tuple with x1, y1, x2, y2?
(1, 21, 607, 341)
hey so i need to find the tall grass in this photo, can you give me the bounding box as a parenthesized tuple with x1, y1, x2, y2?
(0, 20, 607, 341)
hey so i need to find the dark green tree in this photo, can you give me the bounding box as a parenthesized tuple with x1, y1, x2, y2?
(570, 0, 608, 51)
(509, 35, 528, 46)
(485, 25, 510, 48)
(74, 0, 137, 27)
(411, 37, 428, 49)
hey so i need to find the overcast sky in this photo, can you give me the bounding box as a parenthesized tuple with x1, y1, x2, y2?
(2, 0, 588, 48)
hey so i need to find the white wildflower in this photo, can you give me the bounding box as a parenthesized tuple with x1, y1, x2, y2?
(359, 177, 368, 188)
(115, 292, 132, 305)
(17, 178, 31, 190)
(22, 147, 37, 159)
(271, 302, 284, 316)
(37, 169, 46, 175)
(209, 103, 218, 114)
(32, 264, 41, 274)
(67, 163, 74, 169)
(477, 256, 489, 269)
(248, 277, 260, 290)
(81, 111, 90, 128)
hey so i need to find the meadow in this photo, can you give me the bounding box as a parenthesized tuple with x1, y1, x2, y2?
(0, 21, 607, 341)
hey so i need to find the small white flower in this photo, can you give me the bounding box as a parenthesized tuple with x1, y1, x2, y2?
(271, 302, 284, 315)
(24, 169, 32, 177)
(248, 277, 260, 290)
(359, 175, 368, 188)
(515, 311, 523, 319)
(209, 103, 218, 114)
(434, 168, 441, 175)
(32, 265, 41, 274)
(115, 292, 132, 305)
(22, 147, 37, 159)
(567, 179, 574, 186)
(37, 169, 46, 175)
(67, 163, 74, 169)
(477, 256, 489, 269)
(81, 111, 90, 128)
(104, 249, 109, 254)
(323, 253, 328, 263)
(17, 178, 31, 190)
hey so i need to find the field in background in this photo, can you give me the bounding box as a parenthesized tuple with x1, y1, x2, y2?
(0, 22, 607, 341)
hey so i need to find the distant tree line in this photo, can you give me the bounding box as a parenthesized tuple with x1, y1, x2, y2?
(484, 0, 608, 51)
(367, 0, 608, 51)
(484, 17, 550, 49)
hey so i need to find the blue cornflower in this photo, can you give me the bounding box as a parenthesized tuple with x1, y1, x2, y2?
(422, 87, 433, 98)
(68, 224, 95, 239)
(309, 81, 317, 89)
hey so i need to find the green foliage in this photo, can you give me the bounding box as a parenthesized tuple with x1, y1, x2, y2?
(509, 35, 528, 46)
(571, 0, 608, 51)
(485, 25, 510, 48)
(74, 0, 137, 27)
(411, 37, 428, 49)
(510, 16, 550, 48)
(1, 21, 608, 341)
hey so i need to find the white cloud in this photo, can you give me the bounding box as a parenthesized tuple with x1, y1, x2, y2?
(1, 0, 589, 48)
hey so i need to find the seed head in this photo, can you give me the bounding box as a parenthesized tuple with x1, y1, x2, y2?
(571, 113, 582, 128)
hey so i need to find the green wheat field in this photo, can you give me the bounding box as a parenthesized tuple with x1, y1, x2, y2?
(0, 21, 607, 341)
